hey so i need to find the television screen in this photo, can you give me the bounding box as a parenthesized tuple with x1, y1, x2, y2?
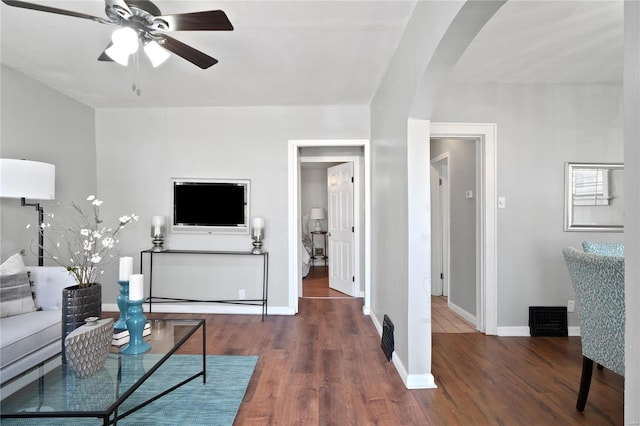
(172, 179, 249, 233)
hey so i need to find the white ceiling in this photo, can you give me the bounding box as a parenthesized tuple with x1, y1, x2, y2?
(0, 1, 624, 109)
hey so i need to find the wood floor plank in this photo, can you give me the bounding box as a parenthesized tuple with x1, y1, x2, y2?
(104, 297, 623, 425)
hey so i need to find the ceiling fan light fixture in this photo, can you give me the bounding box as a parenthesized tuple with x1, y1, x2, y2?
(105, 43, 130, 66)
(111, 27, 139, 54)
(144, 40, 170, 67)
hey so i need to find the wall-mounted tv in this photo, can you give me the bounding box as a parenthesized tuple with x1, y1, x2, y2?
(171, 178, 250, 234)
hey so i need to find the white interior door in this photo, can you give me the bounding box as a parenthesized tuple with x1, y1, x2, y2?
(327, 162, 354, 296)
(430, 156, 450, 297)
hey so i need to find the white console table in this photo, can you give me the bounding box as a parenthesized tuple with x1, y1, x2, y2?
(139, 249, 269, 321)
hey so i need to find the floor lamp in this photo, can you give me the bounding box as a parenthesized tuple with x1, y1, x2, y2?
(0, 159, 56, 266)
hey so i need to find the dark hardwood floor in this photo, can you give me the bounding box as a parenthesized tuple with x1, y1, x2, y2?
(106, 298, 623, 425)
(303, 265, 348, 298)
(431, 295, 477, 333)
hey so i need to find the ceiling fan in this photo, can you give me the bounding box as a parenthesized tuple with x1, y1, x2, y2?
(1, 0, 234, 69)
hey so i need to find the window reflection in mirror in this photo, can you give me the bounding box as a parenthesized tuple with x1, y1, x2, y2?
(564, 162, 623, 232)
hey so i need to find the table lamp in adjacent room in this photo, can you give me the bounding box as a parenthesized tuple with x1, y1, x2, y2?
(0, 159, 56, 266)
(309, 207, 325, 232)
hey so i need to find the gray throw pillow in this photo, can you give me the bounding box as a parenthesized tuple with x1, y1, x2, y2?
(0, 272, 36, 318)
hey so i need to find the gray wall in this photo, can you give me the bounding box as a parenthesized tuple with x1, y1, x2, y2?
(430, 138, 476, 317)
(432, 82, 624, 328)
(301, 168, 329, 233)
(0, 65, 96, 265)
(94, 106, 370, 309)
(624, 2, 640, 421)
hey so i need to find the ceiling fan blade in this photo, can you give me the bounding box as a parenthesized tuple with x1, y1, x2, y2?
(1, 0, 107, 23)
(159, 35, 218, 69)
(154, 10, 233, 31)
(98, 43, 114, 62)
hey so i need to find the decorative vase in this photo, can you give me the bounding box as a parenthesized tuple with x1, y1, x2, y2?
(65, 317, 114, 378)
(61, 283, 102, 363)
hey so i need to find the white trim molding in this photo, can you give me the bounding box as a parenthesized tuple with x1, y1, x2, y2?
(103, 303, 296, 316)
(496, 326, 581, 337)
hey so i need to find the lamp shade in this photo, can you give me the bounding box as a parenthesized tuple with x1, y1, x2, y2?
(144, 40, 170, 67)
(309, 207, 326, 220)
(0, 159, 55, 200)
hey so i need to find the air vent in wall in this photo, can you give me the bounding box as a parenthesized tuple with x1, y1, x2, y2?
(529, 306, 568, 337)
(381, 314, 394, 361)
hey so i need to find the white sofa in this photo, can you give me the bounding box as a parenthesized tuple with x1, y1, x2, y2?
(0, 266, 75, 384)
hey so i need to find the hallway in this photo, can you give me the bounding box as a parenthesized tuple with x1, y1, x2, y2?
(431, 295, 477, 333)
(304, 266, 478, 333)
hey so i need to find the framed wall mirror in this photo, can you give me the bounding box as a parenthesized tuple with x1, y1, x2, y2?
(564, 162, 624, 232)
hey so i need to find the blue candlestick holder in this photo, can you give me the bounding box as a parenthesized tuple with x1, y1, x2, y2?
(114, 280, 129, 330)
(120, 299, 151, 355)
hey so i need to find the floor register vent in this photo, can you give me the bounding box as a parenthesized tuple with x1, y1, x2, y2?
(381, 314, 394, 361)
(529, 306, 568, 337)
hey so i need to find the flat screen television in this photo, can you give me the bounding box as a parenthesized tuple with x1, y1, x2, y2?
(171, 178, 250, 234)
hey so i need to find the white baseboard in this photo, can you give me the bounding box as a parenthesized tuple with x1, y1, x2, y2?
(392, 354, 437, 389)
(447, 301, 477, 326)
(497, 326, 531, 336)
(497, 325, 581, 337)
(368, 307, 437, 389)
(369, 307, 383, 335)
(102, 303, 295, 316)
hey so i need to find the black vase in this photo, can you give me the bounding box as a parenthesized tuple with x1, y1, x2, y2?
(61, 283, 102, 363)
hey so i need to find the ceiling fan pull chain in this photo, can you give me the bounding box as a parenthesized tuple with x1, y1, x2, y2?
(131, 50, 141, 97)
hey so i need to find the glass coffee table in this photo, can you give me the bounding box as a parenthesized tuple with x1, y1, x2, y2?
(1, 319, 205, 425)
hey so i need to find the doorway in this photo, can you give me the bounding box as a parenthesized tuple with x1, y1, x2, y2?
(430, 139, 479, 331)
(300, 161, 353, 298)
(288, 139, 371, 314)
(428, 123, 498, 335)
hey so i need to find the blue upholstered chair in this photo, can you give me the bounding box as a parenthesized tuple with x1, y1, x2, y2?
(562, 247, 625, 411)
(582, 241, 624, 257)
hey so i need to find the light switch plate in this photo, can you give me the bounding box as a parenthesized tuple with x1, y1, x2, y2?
(498, 196, 506, 209)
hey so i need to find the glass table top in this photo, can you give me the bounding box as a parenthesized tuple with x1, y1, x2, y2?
(1, 319, 204, 418)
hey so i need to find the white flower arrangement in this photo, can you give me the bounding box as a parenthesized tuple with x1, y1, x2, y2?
(31, 195, 138, 287)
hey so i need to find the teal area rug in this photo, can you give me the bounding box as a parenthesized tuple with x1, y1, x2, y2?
(2, 355, 258, 426)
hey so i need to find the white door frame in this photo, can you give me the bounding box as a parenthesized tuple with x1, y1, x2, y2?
(430, 123, 497, 335)
(288, 139, 371, 314)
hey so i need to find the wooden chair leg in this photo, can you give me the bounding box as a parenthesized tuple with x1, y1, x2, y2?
(577, 356, 594, 411)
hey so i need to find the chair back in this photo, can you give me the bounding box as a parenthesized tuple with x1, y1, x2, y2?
(562, 247, 625, 376)
(582, 241, 624, 256)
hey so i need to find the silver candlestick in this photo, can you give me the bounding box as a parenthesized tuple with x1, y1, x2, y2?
(150, 216, 166, 252)
(251, 217, 266, 254)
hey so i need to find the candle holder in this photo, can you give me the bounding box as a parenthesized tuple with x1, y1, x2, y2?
(114, 280, 129, 330)
(151, 234, 165, 252)
(150, 216, 166, 252)
(120, 299, 151, 355)
(251, 217, 265, 254)
(252, 234, 263, 254)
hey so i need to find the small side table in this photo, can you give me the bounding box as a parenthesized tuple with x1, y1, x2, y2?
(310, 231, 328, 267)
